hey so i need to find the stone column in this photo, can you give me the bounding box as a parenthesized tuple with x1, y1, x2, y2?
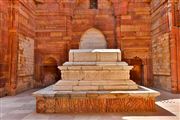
(169, 0, 180, 93)
(7, 0, 19, 95)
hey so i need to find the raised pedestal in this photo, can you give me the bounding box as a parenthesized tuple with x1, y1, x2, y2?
(54, 49, 138, 91)
(33, 49, 160, 113)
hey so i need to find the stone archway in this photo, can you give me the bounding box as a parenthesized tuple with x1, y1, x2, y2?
(79, 28, 107, 49)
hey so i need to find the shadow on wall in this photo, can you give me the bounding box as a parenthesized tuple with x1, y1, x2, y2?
(41, 57, 61, 87)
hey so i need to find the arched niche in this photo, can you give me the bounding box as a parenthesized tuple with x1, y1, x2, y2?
(41, 57, 61, 86)
(79, 28, 107, 49)
(124, 57, 144, 85)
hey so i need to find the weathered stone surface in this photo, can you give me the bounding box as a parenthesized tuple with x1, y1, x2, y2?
(53, 86, 73, 91)
(54, 49, 138, 91)
(17, 35, 34, 93)
(54, 80, 138, 91)
(33, 86, 160, 113)
(62, 61, 128, 66)
(0, 0, 9, 97)
(55, 80, 79, 86)
(151, 0, 173, 91)
(36, 97, 45, 113)
(57, 49, 133, 89)
(60, 69, 131, 81)
(79, 28, 107, 49)
(73, 86, 99, 91)
(69, 49, 121, 62)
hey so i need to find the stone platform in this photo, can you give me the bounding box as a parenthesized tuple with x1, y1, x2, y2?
(33, 86, 160, 113)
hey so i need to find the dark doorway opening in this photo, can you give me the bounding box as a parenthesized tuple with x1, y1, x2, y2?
(124, 57, 144, 85)
(41, 57, 61, 87)
(90, 0, 98, 9)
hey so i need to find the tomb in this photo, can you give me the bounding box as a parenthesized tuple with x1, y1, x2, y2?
(33, 49, 160, 113)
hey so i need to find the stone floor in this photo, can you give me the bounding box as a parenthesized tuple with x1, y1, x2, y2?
(0, 88, 180, 120)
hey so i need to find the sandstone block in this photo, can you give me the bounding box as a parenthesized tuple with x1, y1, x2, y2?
(69, 51, 74, 62)
(67, 66, 82, 70)
(73, 86, 99, 91)
(98, 52, 118, 62)
(73, 62, 96, 66)
(81, 66, 102, 70)
(61, 71, 82, 80)
(54, 80, 79, 86)
(74, 52, 97, 62)
(58, 66, 68, 70)
(102, 65, 124, 70)
(80, 80, 129, 86)
(69, 49, 121, 62)
(83, 71, 102, 80)
(53, 86, 73, 91)
(102, 71, 130, 80)
(104, 86, 130, 90)
(123, 66, 133, 70)
(128, 85, 139, 90)
(78, 81, 93, 86)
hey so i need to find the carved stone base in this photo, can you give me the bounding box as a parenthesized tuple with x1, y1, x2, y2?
(33, 86, 160, 113)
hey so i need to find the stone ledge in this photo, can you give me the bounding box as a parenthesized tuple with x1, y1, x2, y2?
(62, 62, 128, 66)
(54, 80, 137, 86)
(53, 85, 138, 91)
(53, 80, 139, 91)
(59, 64, 133, 71)
(70, 49, 121, 53)
(33, 86, 160, 99)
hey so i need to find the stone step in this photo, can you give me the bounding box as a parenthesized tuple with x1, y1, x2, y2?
(60, 63, 133, 71)
(69, 49, 121, 62)
(60, 70, 131, 80)
(53, 85, 138, 91)
(63, 62, 128, 66)
(54, 80, 137, 86)
(53, 80, 138, 91)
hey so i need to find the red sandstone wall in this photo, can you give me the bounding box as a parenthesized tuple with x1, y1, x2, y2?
(151, 0, 172, 91)
(2, 0, 36, 95)
(34, 0, 153, 87)
(120, 1, 151, 59)
(170, 0, 180, 93)
(150, 0, 180, 92)
(71, 0, 116, 49)
(35, 0, 68, 87)
(120, 0, 152, 86)
(0, 0, 9, 97)
(15, 0, 36, 93)
(34, 0, 117, 86)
